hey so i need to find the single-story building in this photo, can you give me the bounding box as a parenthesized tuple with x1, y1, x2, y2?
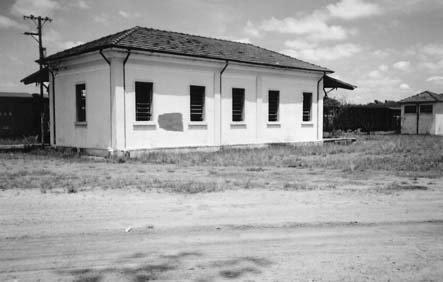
(0, 92, 48, 138)
(399, 91, 443, 135)
(23, 26, 355, 155)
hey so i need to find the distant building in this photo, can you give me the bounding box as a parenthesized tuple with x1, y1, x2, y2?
(22, 26, 355, 155)
(399, 91, 443, 135)
(0, 92, 48, 138)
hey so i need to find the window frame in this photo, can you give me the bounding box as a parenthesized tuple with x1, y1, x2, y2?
(404, 104, 417, 114)
(189, 85, 206, 122)
(232, 88, 245, 122)
(268, 90, 280, 122)
(419, 104, 433, 114)
(302, 92, 313, 122)
(134, 81, 154, 122)
(75, 83, 87, 124)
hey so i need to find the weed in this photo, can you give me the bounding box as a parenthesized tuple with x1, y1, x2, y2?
(246, 167, 265, 172)
(376, 182, 429, 194)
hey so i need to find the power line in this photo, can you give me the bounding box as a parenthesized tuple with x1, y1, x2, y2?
(23, 15, 52, 145)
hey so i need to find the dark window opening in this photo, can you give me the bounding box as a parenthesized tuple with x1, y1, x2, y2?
(420, 104, 433, 114)
(76, 83, 86, 122)
(232, 88, 245, 122)
(268, 90, 279, 122)
(135, 82, 153, 121)
(302, 92, 312, 122)
(404, 105, 417, 114)
(190, 85, 205, 121)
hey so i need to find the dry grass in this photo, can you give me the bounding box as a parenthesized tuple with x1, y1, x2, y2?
(133, 135, 443, 174)
(0, 134, 441, 193)
(0, 135, 39, 145)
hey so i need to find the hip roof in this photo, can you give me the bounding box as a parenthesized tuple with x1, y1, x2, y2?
(44, 26, 332, 73)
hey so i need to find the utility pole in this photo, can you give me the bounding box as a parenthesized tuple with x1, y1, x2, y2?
(24, 15, 52, 145)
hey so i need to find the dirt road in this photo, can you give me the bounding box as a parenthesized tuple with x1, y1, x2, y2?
(1, 183, 443, 281)
(1, 220, 443, 281)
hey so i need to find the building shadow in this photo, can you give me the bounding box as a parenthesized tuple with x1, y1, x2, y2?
(56, 251, 272, 281)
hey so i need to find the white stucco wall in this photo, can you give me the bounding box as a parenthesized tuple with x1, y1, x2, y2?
(434, 103, 443, 135)
(400, 103, 443, 135)
(50, 50, 324, 151)
(51, 54, 111, 149)
(401, 105, 417, 135)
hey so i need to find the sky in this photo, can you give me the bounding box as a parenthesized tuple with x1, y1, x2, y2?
(0, 0, 443, 104)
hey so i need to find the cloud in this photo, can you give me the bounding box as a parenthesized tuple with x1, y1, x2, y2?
(372, 49, 390, 58)
(399, 83, 411, 90)
(368, 70, 381, 78)
(368, 64, 389, 78)
(220, 36, 251, 44)
(282, 43, 361, 61)
(62, 41, 84, 49)
(232, 38, 251, 44)
(260, 14, 348, 41)
(250, 0, 382, 45)
(421, 44, 443, 56)
(284, 39, 317, 49)
(77, 0, 90, 9)
(43, 29, 83, 52)
(420, 59, 443, 71)
(378, 64, 389, 71)
(326, 0, 382, 20)
(119, 10, 130, 18)
(11, 0, 60, 17)
(93, 14, 108, 24)
(0, 15, 25, 29)
(244, 20, 260, 37)
(118, 10, 141, 19)
(426, 76, 443, 84)
(393, 61, 411, 71)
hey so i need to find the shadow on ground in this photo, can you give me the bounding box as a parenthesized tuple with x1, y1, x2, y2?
(56, 251, 272, 281)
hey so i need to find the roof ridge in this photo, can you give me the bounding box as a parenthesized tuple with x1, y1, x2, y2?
(427, 91, 440, 101)
(112, 26, 140, 45)
(136, 26, 258, 47)
(128, 26, 331, 72)
(45, 27, 137, 59)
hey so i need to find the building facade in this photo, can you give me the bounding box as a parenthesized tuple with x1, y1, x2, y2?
(33, 26, 354, 155)
(400, 91, 443, 135)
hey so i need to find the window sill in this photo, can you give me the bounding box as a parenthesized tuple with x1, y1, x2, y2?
(75, 122, 87, 127)
(188, 122, 208, 129)
(133, 121, 156, 126)
(230, 122, 247, 129)
(301, 122, 314, 127)
(267, 122, 281, 128)
(133, 121, 156, 129)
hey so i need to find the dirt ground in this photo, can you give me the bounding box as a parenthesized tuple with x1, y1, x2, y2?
(1, 135, 443, 281)
(1, 166, 443, 281)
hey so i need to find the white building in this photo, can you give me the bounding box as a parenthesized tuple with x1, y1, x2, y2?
(23, 26, 355, 155)
(400, 91, 443, 135)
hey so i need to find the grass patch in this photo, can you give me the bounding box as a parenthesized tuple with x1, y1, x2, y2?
(0, 135, 39, 145)
(376, 182, 429, 194)
(131, 135, 443, 174)
(0, 135, 441, 193)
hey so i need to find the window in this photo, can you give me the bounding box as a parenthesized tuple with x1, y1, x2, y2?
(232, 88, 245, 122)
(135, 82, 153, 121)
(420, 104, 433, 114)
(76, 83, 86, 122)
(190, 85, 205, 121)
(404, 105, 416, 114)
(268, 90, 279, 122)
(302, 92, 312, 122)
